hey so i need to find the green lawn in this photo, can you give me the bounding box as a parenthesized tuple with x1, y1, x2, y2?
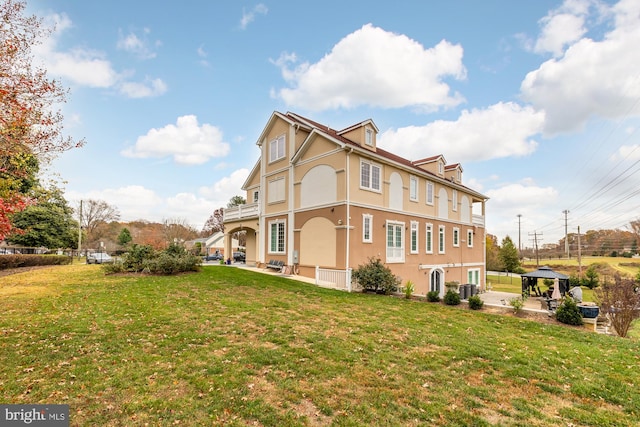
(2, 265, 640, 426)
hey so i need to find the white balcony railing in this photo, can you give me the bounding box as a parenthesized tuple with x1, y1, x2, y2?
(223, 203, 260, 221)
(472, 214, 485, 227)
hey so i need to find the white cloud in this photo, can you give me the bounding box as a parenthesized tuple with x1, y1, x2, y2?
(273, 24, 466, 112)
(198, 168, 250, 200)
(121, 115, 230, 165)
(484, 182, 559, 242)
(119, 77, 168, 98)
(521, 0, 640, 133)
(533, 0, 592, 56)
(240, 4, 268, 30)
(35, 13, 165, 98)
(116, 28, 159, 59)
(378, 102, 544, 163)
(612, 144, 640, 161)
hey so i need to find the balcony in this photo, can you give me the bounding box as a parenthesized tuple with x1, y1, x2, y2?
(472, 214, 485, 227)
(224, 203, 259, 221)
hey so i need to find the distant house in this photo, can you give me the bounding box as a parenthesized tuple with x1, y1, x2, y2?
(186, 232, 240, 257)
(222, 111, 488, 296)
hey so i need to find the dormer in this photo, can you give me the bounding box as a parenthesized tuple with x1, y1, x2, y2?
(337, 119, 379, 152)
(412, 155, 447, 177)
(445, 163, 463, 184)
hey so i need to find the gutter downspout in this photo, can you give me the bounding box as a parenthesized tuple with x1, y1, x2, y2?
(346, 147, 353, 291)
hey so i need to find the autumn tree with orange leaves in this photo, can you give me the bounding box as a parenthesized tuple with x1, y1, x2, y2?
(0, 0, 84, 239)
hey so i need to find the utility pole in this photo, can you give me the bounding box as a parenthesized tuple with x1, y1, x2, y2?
(529, 231, 543, 267)
(77, 200, 82, 260)
(577, 226, 582, 278)
(563, 209, 570, 258)
(517, 214, 522, 258)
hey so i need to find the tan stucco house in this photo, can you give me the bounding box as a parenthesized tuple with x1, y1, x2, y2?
(222, 111, 488, 297)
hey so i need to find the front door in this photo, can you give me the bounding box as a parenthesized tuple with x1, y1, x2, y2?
(430, 269, 443, 295)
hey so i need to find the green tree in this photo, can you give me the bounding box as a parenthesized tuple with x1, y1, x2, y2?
(582, 264, 599, 289)
(227, 195, 246, 208)
(499, 235, 520, 272)
(485, 235, 502, 271)
(6, 184, 78, 249)
(117, 227, 132, 247)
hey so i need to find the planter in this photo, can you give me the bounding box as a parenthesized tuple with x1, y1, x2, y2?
(578, 304, 600, 319)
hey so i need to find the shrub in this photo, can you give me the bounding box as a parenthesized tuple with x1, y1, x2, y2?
(555, 297, 583, 326)
(426, 291, 440, 302)
(468, 295, 484, 310)
(594, 274, 640, 337)
(104, 244, 200, 275)
(508, 296, 526, 314)
(352, 257, 400, 295)
(403, 280, 414, 299)
(444, 290, 461, 306)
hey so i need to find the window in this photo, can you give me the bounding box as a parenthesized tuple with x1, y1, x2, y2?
(410, 221, 418, 253)
(426, 181, 434, 205)
(467, 269, 480, 285)
(267, 177, 285, 203)
(365, 128, 373, 146)
(453, 227, 460, 247)
(386, 221, 404, 263)
(410, 176, 418, 201)
(438, 161, 444, 175)
(360, 160, 381, 192)
(467, 229, 473, 248)
(269, 135, 285, 163)
(269, 220, 285, 253)
(452, 190, 458, 211)
(457, 169, 461, 182)
(425, 223, 433, 253)
(362, 214, 373, 243)
(438, 225, 445, 254)
(253, 190, 259, 203)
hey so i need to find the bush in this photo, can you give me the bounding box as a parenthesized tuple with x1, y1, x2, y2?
(555, 297, 583, 326)
(508, 296, 526, 314)
(352, 257, 400, 295)
(468, 295, 484, 310)
(403, 280, 414, 299)
(104, 244, 201, 275)
(444, 290, 461, 305)
(426, 291, 440, 302)
(0, 254, 72, 270)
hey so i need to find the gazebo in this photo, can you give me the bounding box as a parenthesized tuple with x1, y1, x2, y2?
(521, 266, 569, 297)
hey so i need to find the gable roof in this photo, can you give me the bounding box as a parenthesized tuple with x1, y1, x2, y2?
(246, 111, 487, 200)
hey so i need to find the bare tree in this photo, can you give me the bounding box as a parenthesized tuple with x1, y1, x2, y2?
(594, 274, 640, 338)
(78, 199, 120, 243)
(202, 208, 224, 235)
(162, 217, 198, 246)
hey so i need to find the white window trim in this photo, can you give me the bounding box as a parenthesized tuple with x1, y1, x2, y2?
(452, 190, 458, 211)
(267, 177, 285, 204)
(363, 214, 373, 243)
(438, 225, 445, 254)
(360, 159, 382, 192)
(268, 219, 286, 254)
(438, 161, 444, 175)
(426, 181, 434, 205)
(409, 176, 418, 202)
(467, 268, 480, 285)
(467, 229, 473, 248)
(410, 221, 418, 254)
(453, 227, 460, 247)
(253, 190, 259, 203)
(269, 134, 285, 163)
(386, 220, 405, 263)
(425, 223, 433, 254)
(365, 128, 373, 146)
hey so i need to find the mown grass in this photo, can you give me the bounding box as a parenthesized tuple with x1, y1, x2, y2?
(1, 264, 640, 426)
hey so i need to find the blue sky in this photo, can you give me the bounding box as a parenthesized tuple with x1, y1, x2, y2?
(27, 0, 640, 247)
